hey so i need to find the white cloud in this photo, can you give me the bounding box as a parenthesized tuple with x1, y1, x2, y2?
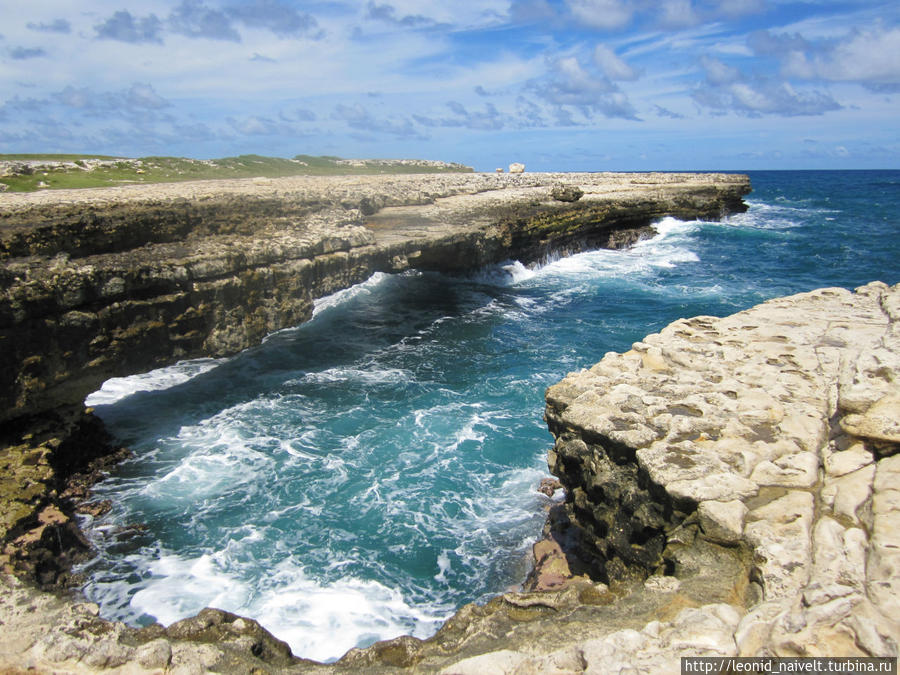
(91, 0, 320, 45)
(700, 55, 741, 85)
(714, 0, 764, 18)
(127, 83, 171, 109)
(658, 0, 699, 28)
(566, 0, 634, 30)
(618, 22, 738, 61)
(530, 55, 639, 120)
(508, 0, 557, 23)
(228, 114, 296, 136)
(751, 24, 900, 91)
(52, 83, 172, 113)
(27, 19, 71, 33)
(10, 46, 48, 60)
(95, 10, 165, 44)
(331, 102, 424, 139)
(362, 0, 510, 31)
(168, 0, 241, 41)
(227, 0, 319, 38)
(653, 104, 685, 119)
(813, 26, 900, 86)
(413, 101, 505, 130)
(693, 73, 842, 117)
(593, 44, 639, 80)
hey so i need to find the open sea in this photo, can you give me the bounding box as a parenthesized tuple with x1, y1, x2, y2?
(78, 170, 900, 662)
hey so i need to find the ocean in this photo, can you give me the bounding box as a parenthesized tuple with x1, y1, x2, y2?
(77, 170, 900, 662)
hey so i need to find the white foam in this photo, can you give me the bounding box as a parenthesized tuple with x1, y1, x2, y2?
(494, 215, 702, 286)
(471, 260, 537, 286)
(725, 203, 799, 230)
(129, 552, 252, 626)
(278, 439, 318, 461)
(434, 550, 452, 583)
(140, 414, 275, 502)
(413, 401, 478, 428)
(725, 200, 839, 231)
(477, 218, 700, 288)
(650, 215, 699, 237)
(300, 366, 413, 386)
(312, 271, 392, 317)
(447, 414, 488, 451)
(127, 552, 450, 663)
(85, 358, 222, 407)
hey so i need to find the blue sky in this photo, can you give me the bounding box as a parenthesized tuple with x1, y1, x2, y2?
(1, 0, 898, 170)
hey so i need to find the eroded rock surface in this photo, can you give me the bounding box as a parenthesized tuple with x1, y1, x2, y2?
(530, 281, 900, 670)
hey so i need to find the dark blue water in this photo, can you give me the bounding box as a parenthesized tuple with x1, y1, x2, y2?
(78, 170, 900, 661)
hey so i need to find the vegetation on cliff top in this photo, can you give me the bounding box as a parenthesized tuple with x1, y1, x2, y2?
(0, 154, 473, 192)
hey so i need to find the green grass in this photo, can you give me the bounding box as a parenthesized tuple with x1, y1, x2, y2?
(0, 153, 122, 161)
(0, 154, 473, 192)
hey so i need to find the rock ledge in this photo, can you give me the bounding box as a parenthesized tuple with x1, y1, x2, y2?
(530, 281, 899, 671)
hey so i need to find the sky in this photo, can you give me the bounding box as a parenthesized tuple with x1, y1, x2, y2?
(1, 0, 898, 171)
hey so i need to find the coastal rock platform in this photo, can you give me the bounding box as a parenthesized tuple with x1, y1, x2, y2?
(504, 280, 900, 672)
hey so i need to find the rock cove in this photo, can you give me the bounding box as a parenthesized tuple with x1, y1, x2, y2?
(11, 173, 895, 670)
(0, 172, 748, 590)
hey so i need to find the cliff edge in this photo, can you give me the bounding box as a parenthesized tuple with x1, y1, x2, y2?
(0, 171, 749, 426)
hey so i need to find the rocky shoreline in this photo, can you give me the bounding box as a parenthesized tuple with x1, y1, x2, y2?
(1, 171, 749, 425)
(2, 169, 833, 672)
(517, 280, 900, 670)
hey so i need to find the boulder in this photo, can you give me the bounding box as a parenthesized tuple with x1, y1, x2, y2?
(551, 185, 584, 202)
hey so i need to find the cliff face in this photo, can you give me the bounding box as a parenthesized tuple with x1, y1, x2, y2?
(0, 171, 749, 426)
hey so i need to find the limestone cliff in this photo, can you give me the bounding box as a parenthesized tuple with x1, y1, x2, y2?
(531, 281, 899, 668)
(0, 171, 749, 426)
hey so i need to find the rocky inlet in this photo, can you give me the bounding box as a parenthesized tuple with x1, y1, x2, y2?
(16, 171, 897, 672)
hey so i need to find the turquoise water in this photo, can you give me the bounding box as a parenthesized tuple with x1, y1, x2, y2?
(79, 170, 900, 662)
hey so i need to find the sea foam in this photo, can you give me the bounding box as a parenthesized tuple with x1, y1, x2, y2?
(85, 358, 222, 407)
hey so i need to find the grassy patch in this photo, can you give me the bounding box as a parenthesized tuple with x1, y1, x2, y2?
(0, 153, 122, 161)
(0, 154, 472, 192)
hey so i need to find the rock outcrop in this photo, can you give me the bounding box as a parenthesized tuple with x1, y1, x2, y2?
(527, 281, 899, 669)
